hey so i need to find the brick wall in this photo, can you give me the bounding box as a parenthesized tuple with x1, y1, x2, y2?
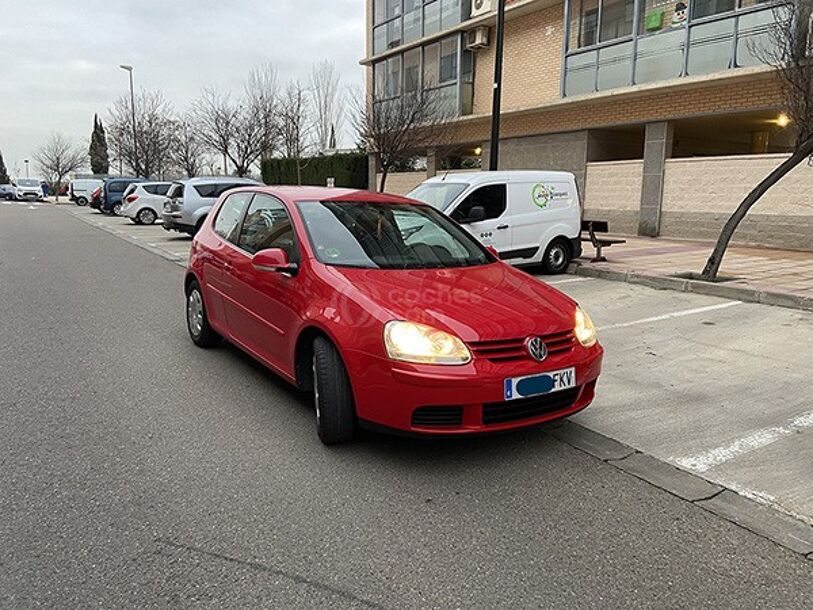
(661, 154, 813, 250)
(583, 160, 643, 234)
(472, 3, 565, 115)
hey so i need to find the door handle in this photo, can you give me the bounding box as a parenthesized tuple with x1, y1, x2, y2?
(497, 224, 510, 230)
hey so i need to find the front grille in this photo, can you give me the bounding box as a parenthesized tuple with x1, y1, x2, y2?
(468, 330, 576, 363)
(411, 406, 463, 428)
(482, 387, 580, 425)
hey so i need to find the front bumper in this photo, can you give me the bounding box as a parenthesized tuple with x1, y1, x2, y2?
(348, 344, 603, 435)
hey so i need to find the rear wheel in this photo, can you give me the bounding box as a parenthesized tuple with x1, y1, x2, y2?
(112, 202, 123, 216)
(137, 208, 157, 225)
(185, 280, 221, 348)
(76, 197, 88, 206)
(542, 238, 572, 275)
(313, 337, 355, 445)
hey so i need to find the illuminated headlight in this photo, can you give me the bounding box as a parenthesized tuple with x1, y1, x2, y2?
(383, 321, 471, 365)
(575, 307, 597, 347)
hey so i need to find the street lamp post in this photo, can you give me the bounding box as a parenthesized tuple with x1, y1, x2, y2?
(24, 159, 29, 178)
(488, 0, 507, 172)
(119, 64, 139, 177)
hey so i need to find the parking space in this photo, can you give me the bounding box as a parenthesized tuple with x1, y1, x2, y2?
(540, 274, 813, 525)
(63, 204, 813, 527)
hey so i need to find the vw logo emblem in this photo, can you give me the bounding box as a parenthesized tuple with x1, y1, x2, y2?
(526, 337, 547, 362)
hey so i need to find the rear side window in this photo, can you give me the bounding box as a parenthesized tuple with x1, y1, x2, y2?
(154, 184, 171, 196)
(213, 192, 253, 243)
(194, 183, 246, 199)
(108, 181, 127, 193)
(451, 184, 506, 222)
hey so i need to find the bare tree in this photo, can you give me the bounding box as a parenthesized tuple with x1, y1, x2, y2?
(34, 133, 86, 201)
(351, 87, 453, 192)
(279, 80, 313, 185)
(310, 60, 343, 153)
(107, 89, 175, 179)
(192, 65, 279, 177)
(171, 117, 206, 178)
(702, 0, 813, 280)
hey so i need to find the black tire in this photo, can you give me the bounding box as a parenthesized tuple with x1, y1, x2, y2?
(112, 203, 123, 216)
(185, 280, 221, 348)
(188, 216, 207, 237)
(542, 238, 572, 275)
(313, 337, 355, 445)
(137, 208, 157, 225)
(76, 197, 88, 207)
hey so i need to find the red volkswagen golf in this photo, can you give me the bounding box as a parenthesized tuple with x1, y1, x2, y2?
(185, 186, 603, 444)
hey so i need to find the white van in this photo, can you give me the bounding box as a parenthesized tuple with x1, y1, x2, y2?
(69, 179, 104, 206)
(407, 171, 582, 274)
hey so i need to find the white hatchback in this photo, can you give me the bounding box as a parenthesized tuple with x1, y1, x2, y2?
(120, 182, 172, 224)
(408, 171, 583, 274)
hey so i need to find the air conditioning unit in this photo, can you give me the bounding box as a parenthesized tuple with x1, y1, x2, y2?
(471, 0, 494, 18)
(466, 26, 490, 50)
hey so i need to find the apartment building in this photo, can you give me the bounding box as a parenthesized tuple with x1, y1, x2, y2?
(362, 0, 811, 250)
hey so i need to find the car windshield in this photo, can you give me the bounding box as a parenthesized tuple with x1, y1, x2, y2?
(18, 179, 39, 187)
(406, 182, 467, 212)
(296, 200, 493, 270)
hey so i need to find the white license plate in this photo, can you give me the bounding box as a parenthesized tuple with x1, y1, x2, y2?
(504, 367, 576, 401)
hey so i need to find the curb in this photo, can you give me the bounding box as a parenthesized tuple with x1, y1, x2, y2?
(549, 421, 813, 559)
(570, 264, 813, 312)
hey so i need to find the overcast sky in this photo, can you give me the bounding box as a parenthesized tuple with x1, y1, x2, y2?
(0, 0, 365, 177)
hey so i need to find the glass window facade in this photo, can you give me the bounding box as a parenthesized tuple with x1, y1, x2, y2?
(372, 35, 473, 118)
(564, 0, 778, 96)
(372, 0, 464, 55)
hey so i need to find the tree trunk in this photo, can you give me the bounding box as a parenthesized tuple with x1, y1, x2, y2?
(701, 137, 813, 280)
(378, 168, 389, 193)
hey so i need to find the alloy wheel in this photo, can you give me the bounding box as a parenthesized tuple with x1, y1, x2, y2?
(187, 289, 204, 338)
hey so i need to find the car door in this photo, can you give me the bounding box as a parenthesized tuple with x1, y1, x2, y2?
(222, 193, 302, 372)
(201, 191, 254, 330)
(510, 179, 578, 258)
(448, 184, 511, 255)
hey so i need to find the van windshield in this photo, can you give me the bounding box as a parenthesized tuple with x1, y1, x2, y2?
(406, 182, 467, 212)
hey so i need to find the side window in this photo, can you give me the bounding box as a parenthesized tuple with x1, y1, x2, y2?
(238, 194, 299, 261)
(167, 184, 184, 199)
(213, 192, 253, 243)
(155, 184, 171, 196)
(450, 184, 507, 222)
(108, 181, 127, 193)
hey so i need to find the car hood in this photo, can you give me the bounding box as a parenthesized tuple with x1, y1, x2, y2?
(326, 263, 577, 342)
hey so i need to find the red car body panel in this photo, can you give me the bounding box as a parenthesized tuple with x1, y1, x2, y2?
(188, 186, 603, 436)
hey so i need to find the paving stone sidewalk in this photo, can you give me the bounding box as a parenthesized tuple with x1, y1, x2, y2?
(577, 235, 813, 300)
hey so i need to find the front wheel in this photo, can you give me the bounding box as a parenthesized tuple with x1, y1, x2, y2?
(542, 238, 572, 275)
(185, 280, 221, 348)
(313, 337, 355, 445)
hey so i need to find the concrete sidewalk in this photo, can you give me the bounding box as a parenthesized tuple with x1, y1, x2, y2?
(577, 235, 813, 305)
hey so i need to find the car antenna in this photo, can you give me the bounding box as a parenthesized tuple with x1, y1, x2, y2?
(441, 171, 449, 181)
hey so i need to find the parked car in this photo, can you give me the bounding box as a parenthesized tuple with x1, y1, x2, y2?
(89, 186, 103, 210)
(100, 177, 147, 215)
(408, 171, 583, 274)
(13, 178, 44, 202)
(162, 177, 260, 236)
(69, 179, 104, 206)
(119, 182, 172, 224)
(184, 186, 603, 445)
(0, 184, 15, 200)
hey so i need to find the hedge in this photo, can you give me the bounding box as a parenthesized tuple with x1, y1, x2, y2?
(261, 153, 368, 189)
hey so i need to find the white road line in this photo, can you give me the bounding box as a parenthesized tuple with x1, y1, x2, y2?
(673, 410, 813, 473)
(545, 277, 595, 286)
(597, 301, 742, 331)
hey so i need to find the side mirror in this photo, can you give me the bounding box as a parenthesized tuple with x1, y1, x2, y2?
(486, 245, 500, 259)
(466, 205, 486, 223)
(252, 248, 298, 275)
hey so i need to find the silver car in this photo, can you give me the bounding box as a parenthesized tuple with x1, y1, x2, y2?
(14, 178, 44, 201)
(120, 182, 172, 224)
(161, 177, 260, 235)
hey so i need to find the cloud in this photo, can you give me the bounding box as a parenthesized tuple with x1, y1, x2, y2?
(0, 0, 365, 176)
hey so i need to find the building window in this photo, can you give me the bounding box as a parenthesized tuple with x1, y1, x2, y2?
(424, 0, 441, 36)
(600, 0, 635, 42)
(692, 0, 737, 19)
(570, 0, 634, 48)
(423, 41, 440, 87)
(404, 48, 421, 93)
(439, 37, 458, 83)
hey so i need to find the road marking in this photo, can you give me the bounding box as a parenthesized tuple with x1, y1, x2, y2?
(673, 410, 813, 473)
(545, 277, 595, 286)
(597, 301, 742, 331)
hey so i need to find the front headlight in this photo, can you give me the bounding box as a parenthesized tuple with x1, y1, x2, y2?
(575, 307, 597, 347)
(383, 321, 471, 365)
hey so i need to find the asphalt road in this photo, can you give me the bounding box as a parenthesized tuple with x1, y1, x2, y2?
(2, 203, 812, 608)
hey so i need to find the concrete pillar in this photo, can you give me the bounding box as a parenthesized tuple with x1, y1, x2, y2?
(426, 149, 438, 179)
(638, 121, 673, 238)
(368, 152, 380, 192)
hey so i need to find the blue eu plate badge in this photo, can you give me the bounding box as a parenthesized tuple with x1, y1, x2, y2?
(504, 367, 576, 401)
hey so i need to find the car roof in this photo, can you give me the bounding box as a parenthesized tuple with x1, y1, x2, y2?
(243, 185, 424, 206)
(174, 176, 261, 185)
(136, 181, 172, 187)
(421, 170, 576, 185)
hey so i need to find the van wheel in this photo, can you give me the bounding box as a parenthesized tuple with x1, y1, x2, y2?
(542, 238, 571, 274)
(312, 337, 355, 445)
(76, 197, 88, 206)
